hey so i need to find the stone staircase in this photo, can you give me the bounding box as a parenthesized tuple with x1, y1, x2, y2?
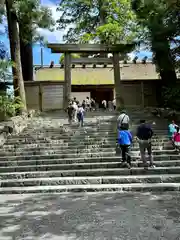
(0, 110, 179, 194)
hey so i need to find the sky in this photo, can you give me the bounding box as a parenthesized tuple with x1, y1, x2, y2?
(0, 0, 152, 66)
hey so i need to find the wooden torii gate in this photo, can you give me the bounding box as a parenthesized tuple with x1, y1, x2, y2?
(47, 43, 134, 109)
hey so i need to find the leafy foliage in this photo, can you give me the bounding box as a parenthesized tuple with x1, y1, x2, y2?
(162, 86, 180, 109)
(132, 0, 180, 70)
(0, 41, 12, 83)
(132, 0, 180, 107)
(0, 60, 12, 83)
(57, 0, 139, 44)
(12, 0, 55, 43)
(0, 0, 5, 23)
(0, 41, 9, 60)
(59, 53, 81, 64)
(0, 95, 23, 117)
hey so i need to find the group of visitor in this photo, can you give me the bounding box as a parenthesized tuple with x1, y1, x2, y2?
(66, 97, 98, 126)
(117, 110, 155, 169)
(117, 111, 180, 169)
(67, 98, 85, 126)
(168, 120, 180, 151)
(83, 97, 96, 111)
(102, 99, 116, 111)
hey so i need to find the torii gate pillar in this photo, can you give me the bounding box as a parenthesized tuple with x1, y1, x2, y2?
(64, 52, 71, 108)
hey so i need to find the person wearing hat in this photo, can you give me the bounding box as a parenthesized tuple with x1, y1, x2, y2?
(117, 110, 130, 130)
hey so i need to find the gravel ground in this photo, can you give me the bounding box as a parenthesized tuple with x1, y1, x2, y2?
(0, 192, 180, 240)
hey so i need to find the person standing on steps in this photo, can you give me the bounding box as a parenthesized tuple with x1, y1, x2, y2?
(67, 102, 74, 125)
(117, 125, 132, 168)
(168, 120, 178, 141)
(91, 98, 96, 111)
(82, 100, 86, 109)
(117, 110, 130, 130)
(77, 104, 85, 127)
(102, 99, 107, 111)
(85, 97, 91, 111)
(172, 126, 180, 152)
(72, 101, 78, 122)
(136, 119, 155, 169)
(112, 98, 116, 111)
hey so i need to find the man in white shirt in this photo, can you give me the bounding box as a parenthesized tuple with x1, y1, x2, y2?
(102, 99, 107, 110)
(112, 98, 116, 110)
(72, 101, 78, 122)
(85, 97, 91, 111)
(117, 110, 130, 129)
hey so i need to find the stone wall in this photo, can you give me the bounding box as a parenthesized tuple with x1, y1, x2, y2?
(0, 110, 38, 146)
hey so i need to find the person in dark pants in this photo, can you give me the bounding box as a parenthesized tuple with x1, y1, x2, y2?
(67, 102, 74, 125)
(136, 119, 155, 169)
(77, 105, 85, 127)
(117, 125, 133, 168)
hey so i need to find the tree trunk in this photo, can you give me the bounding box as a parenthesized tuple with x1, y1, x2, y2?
(64, 52, 71, 108)
(20, 40, 33, 81)
(19, 25, 33, 81)
(6, 0, 27, 112)
(152, 37, 177, 85)
(113, 52, 124, 110)
(98, 0, 107, 58)
(152, 36, 177, 107)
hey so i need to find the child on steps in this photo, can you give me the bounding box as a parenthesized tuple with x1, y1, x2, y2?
(172, 126, 180, 152)
(117, 125, 133, 169)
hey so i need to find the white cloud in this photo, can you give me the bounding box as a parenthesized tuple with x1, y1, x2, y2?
(127, 52, 136, 61)
(38, 0, 65, 43)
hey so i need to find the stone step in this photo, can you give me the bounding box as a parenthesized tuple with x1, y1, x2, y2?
(0, 182, 180, 194)
(14, 130, 169, 135)
(0, 145, 171, 155)
(1, 166, 180, 179)
(6, 134, 168, 142)
(18, 129, 168, 135)
(2, 140, 170, 150)
(1, 141, 164, 149)
(16, 128, 115, 134)
(6, 135, 115, 142)
(0, 149, 177, 160)
(3, 137, 169, 145)
(14, 129, 115, 134)
(26, 124, 114, 130)
(23, 126, 168, 131)
(0, 147, 175, 157)
(1, 174, 180, 188)
(1, 160, 180, 173)
(0, 147, 113, 156)
(0, 155, 178, 166)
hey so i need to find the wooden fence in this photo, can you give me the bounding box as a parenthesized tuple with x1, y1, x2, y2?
(24, 80, 160, 110)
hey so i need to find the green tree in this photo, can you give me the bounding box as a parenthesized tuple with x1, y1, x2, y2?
(132, 0, 178, 82)
(57, 0, 138, 44)
(132, 0, 180, 107)
(13, 0, 55, 81)
(57, 0, 138, 109)
(0, 0, 5, 21)
(6, 0, 27, 112)
(59, 53, 80, 64)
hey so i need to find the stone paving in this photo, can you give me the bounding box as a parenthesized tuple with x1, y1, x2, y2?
(0, 192, 180, 239)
